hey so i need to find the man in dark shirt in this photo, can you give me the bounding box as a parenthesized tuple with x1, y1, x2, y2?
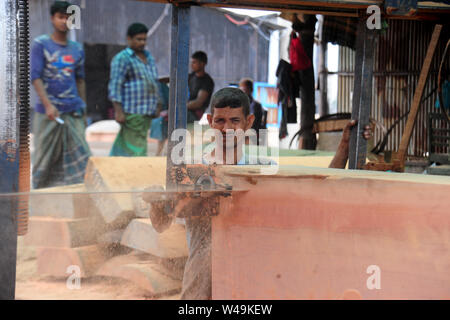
(187, 51, 214, 123)
(239, 78, 267, 144)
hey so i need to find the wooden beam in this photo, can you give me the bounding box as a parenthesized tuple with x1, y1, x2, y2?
(212, 165, 450, 299)
(139, 0, 382, 10)
(395, 24, 442, 170)
(313, 119, 350, 133)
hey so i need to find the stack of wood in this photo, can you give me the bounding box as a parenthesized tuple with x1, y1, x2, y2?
(23, 157, 188, 297)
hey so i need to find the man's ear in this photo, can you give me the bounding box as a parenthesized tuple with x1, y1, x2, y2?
(246, 114, 255, 130)
(207, 113, 213, 126)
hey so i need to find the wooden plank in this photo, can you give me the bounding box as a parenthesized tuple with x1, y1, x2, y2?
(29, 184, 91, 219)
(220, 164, 450, 185)
(395, 24, 442, 168)
(313, 119, 349, 133)
(24, 217, 106, 248)
(138, 0, 381, 10)
(120, 218, 188, 258)
(84, 157, 166, 227)
(36, 245, 109, 277)
(212, 167, 450, 299)
(96, 252, 182, 296)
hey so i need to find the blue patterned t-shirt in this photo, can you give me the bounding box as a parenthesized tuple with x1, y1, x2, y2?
(31, 34, 85, 114)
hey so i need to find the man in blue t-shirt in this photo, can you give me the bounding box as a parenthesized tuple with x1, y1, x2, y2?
(31, 1, 90, 189)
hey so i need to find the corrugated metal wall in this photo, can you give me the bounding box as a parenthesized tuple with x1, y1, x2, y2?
(337, 20, 448, 158)
(29, 0, 271, 97)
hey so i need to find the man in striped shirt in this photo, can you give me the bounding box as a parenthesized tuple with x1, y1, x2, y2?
(108, 23, 161, 156)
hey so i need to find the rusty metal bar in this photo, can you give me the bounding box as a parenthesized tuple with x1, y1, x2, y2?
(0, 0, 19, 300)
(349, 18, 376, 169)
(166, 4, 191, 188)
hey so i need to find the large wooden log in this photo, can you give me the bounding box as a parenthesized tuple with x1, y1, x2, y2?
(84, 157, 166, 228)
(24, 216, 106, 248)
(212, 165, 450, 299)
(96, 252, 182, 296)
(29, 184, 91, 219)
(120, 218, 188, 258)
(36, 245, 109, 277)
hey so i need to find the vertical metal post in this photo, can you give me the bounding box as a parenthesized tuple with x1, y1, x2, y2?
(166, 4, 190, 188)
(0, 0, 19, 300)
(349, 18, 376, 169)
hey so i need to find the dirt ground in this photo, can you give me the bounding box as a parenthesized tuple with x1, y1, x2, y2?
(15, 237, 180, 300)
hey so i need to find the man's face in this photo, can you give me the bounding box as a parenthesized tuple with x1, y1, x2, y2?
(51, 12, 70, 33)
(190, 58, 205, 73)
(207, 106, 255, 150)
(128, 33, 147, 52)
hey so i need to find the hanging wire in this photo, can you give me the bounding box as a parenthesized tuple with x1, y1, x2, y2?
(147, 4, 170, 38)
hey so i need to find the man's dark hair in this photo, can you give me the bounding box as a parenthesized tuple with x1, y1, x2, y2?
(239, 78, 254, 93)
(211, 87, 250, 117)
(50, 1, 72, 16)
(191, 51, 208, 64)
(127, 23, 149, 38)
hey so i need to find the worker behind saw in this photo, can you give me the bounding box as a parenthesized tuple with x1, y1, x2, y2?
(148, 87, 372, 300)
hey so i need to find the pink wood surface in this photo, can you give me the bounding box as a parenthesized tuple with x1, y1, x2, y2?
(211, 171, 450, 299)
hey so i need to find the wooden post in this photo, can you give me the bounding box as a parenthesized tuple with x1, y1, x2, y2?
(394, 24, 442, 170)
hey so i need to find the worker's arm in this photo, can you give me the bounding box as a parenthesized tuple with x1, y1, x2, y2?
(329, 120, 372, 169)
(187, 89, 210, 111)
(149, 195, 205, 233)
(149, 200, 174, 233)
(112, 101, 126, 124)
(108, 54, 129, 124)
(32, 79, 59, 121)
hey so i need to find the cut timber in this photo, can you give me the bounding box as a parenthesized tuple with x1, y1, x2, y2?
(313, 119, 349, 133)
(84, 157, 166, 227)
(96, 252, 182, 296)
(278, 156, 334, 168)
(121, 218, 188, 258)
(37, 245, 108, 277)
(29, 184, 91, 219)
(211, 165, 450, 299)
(24, 217, 106, 248)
